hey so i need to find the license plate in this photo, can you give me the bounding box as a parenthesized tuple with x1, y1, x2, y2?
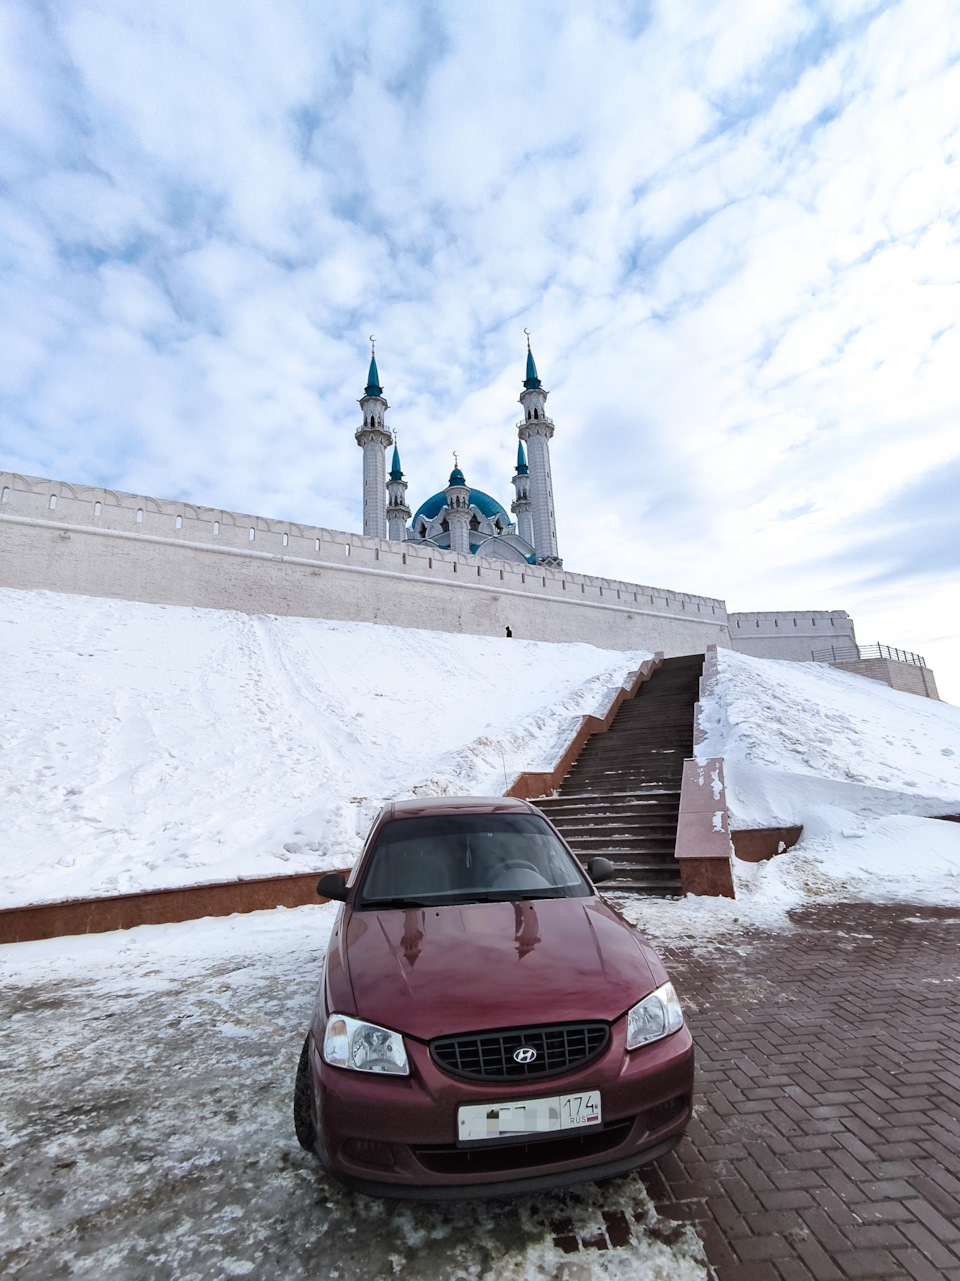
(458, 1091, 601, 1144)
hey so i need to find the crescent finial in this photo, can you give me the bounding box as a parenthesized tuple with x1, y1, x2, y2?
(524, 328, 531, 350)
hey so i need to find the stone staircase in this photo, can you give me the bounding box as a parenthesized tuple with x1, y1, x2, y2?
(535, 654, 705, 895)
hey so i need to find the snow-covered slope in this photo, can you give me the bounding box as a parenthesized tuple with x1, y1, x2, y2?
(696, 649, 960, 908)
(0, 589, 650, 908)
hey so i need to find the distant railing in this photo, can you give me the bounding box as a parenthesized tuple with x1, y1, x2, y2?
(812, 643, 927, 668)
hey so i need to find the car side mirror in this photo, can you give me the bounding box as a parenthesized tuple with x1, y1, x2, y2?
(585, 856, 615, 885)
(317, 872, 349, 902)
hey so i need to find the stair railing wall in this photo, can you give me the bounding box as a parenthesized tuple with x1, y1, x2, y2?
(506, 653, 664, 801)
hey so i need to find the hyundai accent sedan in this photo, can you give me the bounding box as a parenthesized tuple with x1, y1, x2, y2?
(294, 795, 694, 1199)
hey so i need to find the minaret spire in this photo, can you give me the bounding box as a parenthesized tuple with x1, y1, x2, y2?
(517, 335, 560, 564)
(386, 437, 410, 541)
(365, 336, 382, 397)
(443, 458, 471, 555)
(355, 336, 392, 540)
(511, 440, 533, 547)
(523, 329, 542, 390)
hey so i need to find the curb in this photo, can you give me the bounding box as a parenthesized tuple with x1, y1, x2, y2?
(0, 869, 349, 946)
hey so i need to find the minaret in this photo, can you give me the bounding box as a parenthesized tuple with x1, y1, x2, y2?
(511, 441, 533, 547)
(386, 443, 410, 542)
(355, 339, 393, 540)
(517, 334, 560, 564)
(443, 459, 471, 555)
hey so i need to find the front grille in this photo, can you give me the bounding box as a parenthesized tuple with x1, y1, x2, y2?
(430, 1021, 609, 1082)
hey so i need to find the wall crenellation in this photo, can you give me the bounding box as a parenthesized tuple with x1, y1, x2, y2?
(0, 471, 726, 628)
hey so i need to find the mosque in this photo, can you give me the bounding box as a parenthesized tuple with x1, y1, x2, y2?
(356, 338, 562, 567)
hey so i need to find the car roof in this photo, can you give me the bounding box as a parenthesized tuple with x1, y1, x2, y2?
(383, 795, 537, 821)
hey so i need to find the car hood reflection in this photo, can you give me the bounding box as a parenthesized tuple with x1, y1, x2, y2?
(343, 897, 658, 1040)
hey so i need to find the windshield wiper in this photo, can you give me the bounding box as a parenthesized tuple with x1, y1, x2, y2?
(451, 890, 571, 904)
(363, 889, 578, 910)
(362, 896, 440, 909)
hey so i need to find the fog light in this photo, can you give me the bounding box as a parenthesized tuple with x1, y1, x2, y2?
(341, 1138, 396, 1169)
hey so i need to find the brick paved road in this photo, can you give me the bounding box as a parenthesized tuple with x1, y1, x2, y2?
(638, 903, 960, 1281)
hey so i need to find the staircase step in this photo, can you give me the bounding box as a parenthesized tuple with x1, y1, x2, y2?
(539, 653, 705, 899)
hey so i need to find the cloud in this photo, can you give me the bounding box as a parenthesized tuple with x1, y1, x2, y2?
(0, 0, 958, 696)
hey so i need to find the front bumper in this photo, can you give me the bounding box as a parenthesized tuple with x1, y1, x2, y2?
(308, 1019, 694, 1198)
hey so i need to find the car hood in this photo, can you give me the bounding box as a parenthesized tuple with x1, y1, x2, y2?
(341, 896, 659, 1040)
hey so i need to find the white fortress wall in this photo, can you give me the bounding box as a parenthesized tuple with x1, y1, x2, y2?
(0, 471, 731, 654)
(727, 610, 856, 662)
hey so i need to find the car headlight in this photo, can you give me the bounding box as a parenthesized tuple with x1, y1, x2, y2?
(625, 982, 684, 1050)
(322, 1014, 410, 1075)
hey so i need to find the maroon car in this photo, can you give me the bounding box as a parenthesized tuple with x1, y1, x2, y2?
(294, 795, 693, 1198)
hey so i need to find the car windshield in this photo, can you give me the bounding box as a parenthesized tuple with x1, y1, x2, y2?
(357, 813, 593, 909)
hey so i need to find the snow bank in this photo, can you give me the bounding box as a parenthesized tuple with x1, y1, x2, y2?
(695, 649, 960, 913)
(0, 588, 650, 908)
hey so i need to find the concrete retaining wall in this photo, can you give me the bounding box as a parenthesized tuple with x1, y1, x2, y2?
(1, 471, 731, 654)
(0, 871, 349, 945)
(830, 657, 939, 700)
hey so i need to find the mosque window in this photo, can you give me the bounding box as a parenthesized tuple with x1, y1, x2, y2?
(136, 508, 143, 522)
(315, 538, 320, 550)
(94, 502, 101, 516)
(534, 408, 539, 419)
(1, 487, 8, 502)
(282, 533, 288, 546)
(49, 494, 57, 509)
(214, 522, 220, 535)
(441, 518, 449, 533)
(176, 515, 182, 529)
(249, 527, 256, 541)
(470, 515, 480, 531)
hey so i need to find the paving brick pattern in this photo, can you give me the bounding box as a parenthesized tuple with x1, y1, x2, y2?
(638, 903, 960, 1280)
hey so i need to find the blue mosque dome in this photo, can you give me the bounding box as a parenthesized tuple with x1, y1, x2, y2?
(412, 486, 511, 527)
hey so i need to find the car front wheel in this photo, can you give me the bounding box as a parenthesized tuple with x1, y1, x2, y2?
(293, 1035, 317, 1153)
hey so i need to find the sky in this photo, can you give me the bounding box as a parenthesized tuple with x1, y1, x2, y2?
(1, 0, 958, 701)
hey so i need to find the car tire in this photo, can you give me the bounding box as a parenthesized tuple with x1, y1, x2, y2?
(294, 1035, 318, 1153)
